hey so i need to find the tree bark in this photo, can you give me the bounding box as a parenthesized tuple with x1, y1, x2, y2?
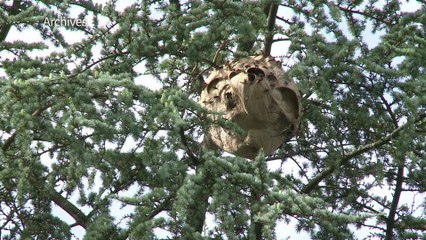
(385, 162, 404, 240)
(263, 3, 279, 56)
(0, 0, 22, 42)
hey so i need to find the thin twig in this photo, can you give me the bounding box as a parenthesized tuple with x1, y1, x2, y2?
(272, 37, 290, 42)
(213, 40, 228, 64)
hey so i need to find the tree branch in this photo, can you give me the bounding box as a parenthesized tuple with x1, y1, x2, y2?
(276, 16, 293, 25)
(263, 2, 279, 56)
(169, 0, 181, 12)
(2, 102, 53, 152)
(49, 190, 89, 229)
(0, 0, 22, 43)
(301, 115, 426, 194)
(385, 161, 404, 240)
(335, 4, 392, 26)
(69, 0, 103, 14)
(69, 50, 129, 77)
(179, 127, 200, 166)
(250, 188, 263, 240)
(272, 37, 290, 42)
(184, 167, 211, 234)
(1, 101, 90, 229)
(148, 194, 175, 219)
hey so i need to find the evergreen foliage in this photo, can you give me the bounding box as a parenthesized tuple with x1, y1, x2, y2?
(0, 0, 425, 239)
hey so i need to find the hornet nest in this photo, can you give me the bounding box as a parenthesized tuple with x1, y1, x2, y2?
(200, 55, 302, 159)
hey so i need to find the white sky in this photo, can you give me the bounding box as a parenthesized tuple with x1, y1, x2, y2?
(0, 1, 423, 239)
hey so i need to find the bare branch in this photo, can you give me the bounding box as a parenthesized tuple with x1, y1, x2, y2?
(272, 37, 290, 42)
(276, 16, 293, 25)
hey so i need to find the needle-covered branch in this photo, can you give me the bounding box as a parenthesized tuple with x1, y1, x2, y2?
(302, 115, 426, 194)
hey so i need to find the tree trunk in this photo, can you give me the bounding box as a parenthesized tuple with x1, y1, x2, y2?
(385, 162, 404, 240)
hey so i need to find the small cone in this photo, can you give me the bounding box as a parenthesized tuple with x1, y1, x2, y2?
(200, 55, 302, 159)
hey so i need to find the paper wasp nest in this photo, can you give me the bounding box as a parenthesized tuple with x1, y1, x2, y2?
(200, 55, 302, 159)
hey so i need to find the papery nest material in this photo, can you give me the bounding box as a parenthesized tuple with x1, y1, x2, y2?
(200, 55, 302, 159)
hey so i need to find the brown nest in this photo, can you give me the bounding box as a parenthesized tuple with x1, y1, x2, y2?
(200, 55, 302, 159)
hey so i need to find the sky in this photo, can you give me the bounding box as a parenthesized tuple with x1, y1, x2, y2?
(0, 0, 423, 239)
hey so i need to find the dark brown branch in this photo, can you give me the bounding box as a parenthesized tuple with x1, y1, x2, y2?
(383, 102, 404, 240)
(335, 4, 392, 26)
(0, 0, 21, 42)
(148, 194, 175, 219)
(69, 50, 129, 77)
(179, 127, 200, 165)
(401, 187, 426, 192)
(276, 16, 293, 25)
(301, 115, 426, 194)
(272, 37, 290, 42)
(49, 190, 89, 229)
(385, 161, 404, 240)
(354, 201, 381, 214)
(263, 3, 279, 56)
(380, 94, 399, 128)
(0, 22, 12, 43)
(213, 40, 228, 64)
